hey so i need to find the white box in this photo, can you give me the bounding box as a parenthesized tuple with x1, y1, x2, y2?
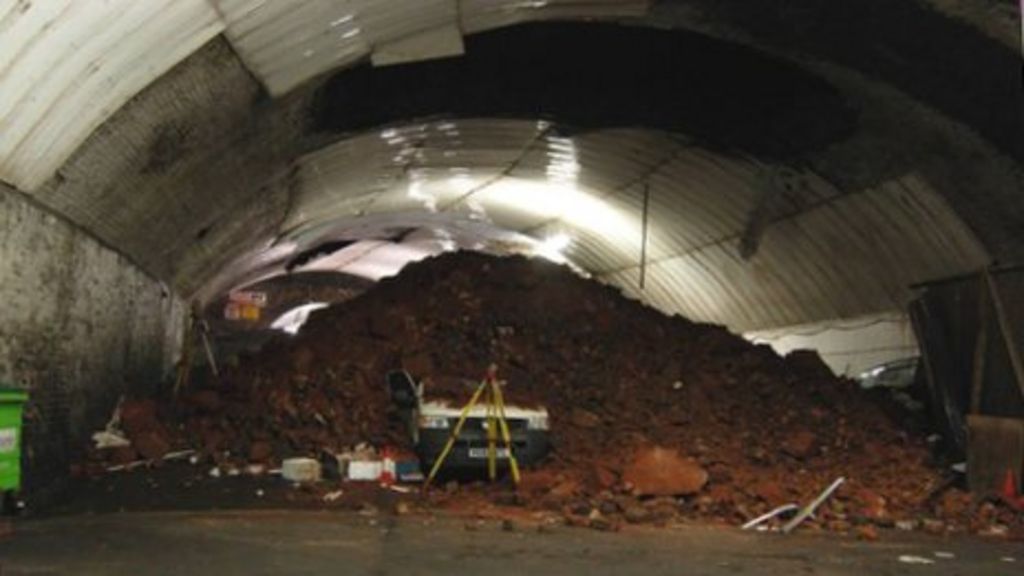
(347, 460, 383, 481)
(281, 458, 322, 483)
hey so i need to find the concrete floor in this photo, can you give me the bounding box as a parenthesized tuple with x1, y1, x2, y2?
(0, 511, 1019, 575)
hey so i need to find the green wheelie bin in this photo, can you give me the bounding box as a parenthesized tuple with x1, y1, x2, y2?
(0, 388, 28, 495)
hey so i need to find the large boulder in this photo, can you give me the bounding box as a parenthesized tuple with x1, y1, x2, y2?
(622, 447, 708, 497)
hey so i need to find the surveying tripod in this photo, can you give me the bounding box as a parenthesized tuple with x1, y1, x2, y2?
(424, 365, 521, 490)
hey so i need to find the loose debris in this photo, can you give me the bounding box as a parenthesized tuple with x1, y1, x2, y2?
(741, 504, 799, 531)
(78, 252, 1023, 538)
(782, 477, 845, 534)
(898, 555, 936, 565)
(281, 458, 322, 483)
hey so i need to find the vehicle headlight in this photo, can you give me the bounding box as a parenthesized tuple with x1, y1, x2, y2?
(526, 415, 549, 430)
(418, 415, 450, 429)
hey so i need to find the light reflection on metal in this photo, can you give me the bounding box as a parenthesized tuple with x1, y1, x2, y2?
(0, 0, 224, 191)
(215, 0, 650, 95)
(271, 302, 330, 335)
(534, 232, 572, 263)
(208, 118, 987, 333)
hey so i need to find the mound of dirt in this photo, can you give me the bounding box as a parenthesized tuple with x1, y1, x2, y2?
(86, 252, 1022, 537)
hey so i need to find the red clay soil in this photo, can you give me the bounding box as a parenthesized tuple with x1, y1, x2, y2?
(85, 252, 1022, 538)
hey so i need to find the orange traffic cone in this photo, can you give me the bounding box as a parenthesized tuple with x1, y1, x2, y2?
(1000, 469, 1024, 511)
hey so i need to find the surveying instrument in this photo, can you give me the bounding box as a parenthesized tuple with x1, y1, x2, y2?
(424, 365, 521, 490)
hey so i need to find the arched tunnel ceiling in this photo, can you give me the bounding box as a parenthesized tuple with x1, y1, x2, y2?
(210, 117, 987, 332)
(0, 0, 647, 191)
(1, 1, 1021, 334)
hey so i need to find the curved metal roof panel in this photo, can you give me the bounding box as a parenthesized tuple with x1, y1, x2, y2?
(0, 0, 223, 191)
(258, 118, 989, 331)
(215, 0, 650, 96)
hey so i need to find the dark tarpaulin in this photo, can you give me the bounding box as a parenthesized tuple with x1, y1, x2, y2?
(910, 267, 1024, 459)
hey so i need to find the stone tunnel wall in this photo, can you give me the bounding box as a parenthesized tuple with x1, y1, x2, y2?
(0, 184, 185, 503)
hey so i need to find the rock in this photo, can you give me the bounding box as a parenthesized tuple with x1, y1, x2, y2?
(536, 522, 555, 534)
(752, 481, 787, 506)
(248, 441, 273, 462)
(518, 469, 561, 495)
(563, 514, 590, 528)
(368, 314, 403, 340)
(853, 489, 888, 521)
(593, 466, 617, 490)
(568, 501, 591, 516)
(589, 516, 619, 531)
(827, 520, 852, 532)
(569, 408, 601, 429)
(895, 520, 919, 531)
(622, 447, 708, 497)
(401, 351, 434, 377)
(922, 519, 946, 535)
(290, 346, 315, 374)
(550, 478, 580, 499)
(781, 430, 818, 459)
(187, 390, 223, 413)
(937, 490, 972, 518)
(856, 525, 880, 541)
(120, 400, 160, 436)
(108, 445, 139, 465)
(645, 497, 681, 521)
(784, 350, 834, 380)
(492, 492, 521, 507)
(133, 430, 170, 461)
(624, 505, 651, 524)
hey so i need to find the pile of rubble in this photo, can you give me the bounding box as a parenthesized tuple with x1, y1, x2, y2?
(83, 252, 1022, 538)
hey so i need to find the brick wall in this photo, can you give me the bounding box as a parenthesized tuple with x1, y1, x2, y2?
(0, 184, 184, 504)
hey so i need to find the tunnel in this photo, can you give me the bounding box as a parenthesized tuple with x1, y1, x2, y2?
(1, 0, 1023, 572)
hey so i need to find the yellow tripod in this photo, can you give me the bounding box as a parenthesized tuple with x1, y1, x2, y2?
(424, 366, 521, 489)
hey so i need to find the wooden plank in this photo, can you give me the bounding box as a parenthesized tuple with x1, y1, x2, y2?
(967, 415, 1024, 496)
(970, 273, 990, 413)
(985, 270, 1024, 402)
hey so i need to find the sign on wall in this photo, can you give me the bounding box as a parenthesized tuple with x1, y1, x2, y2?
(224, 290, 268, 321)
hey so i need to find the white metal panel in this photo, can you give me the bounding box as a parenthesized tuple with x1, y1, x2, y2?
(746, 312, 918, 377)
(599, 173, 989, 331)
(370, 23, 464, 67)
(275, 118, 988, 332)
(217, 0, 650, 96)
(0, 0, 223, 191)
(216, 0, 460, 96)
(459, 0, 650, 34)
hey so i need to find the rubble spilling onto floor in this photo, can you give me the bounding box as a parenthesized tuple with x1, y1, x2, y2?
(80, 252, 1022, 538)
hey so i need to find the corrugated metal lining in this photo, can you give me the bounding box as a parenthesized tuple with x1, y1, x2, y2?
(746, 312, 918, 377)
(0, 0, 649, 192)
(459, 0, 650, 34)
(0, 0, 224, 191)
(246, 118, 989, 331)
(214, 0, 460, 96)
(600, 174, 988, 329)
(215, 0, 650, 96)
